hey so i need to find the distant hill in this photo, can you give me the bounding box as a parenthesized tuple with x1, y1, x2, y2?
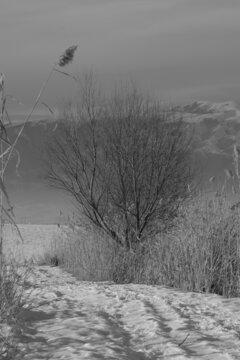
(175, 100, 240, 185)
(4, 101, 240, 223)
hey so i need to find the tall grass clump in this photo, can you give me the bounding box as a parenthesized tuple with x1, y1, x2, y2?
(110, 189, 240, 297)
(168, 192, 240, 296)
(0, 257, 32, 359)
(40, 221, 117, 282)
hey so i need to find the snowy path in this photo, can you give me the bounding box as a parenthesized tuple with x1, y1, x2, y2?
(16, 266, 240, 359)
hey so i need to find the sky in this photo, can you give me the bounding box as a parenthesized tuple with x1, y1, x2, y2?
(1, 0, 240, 118)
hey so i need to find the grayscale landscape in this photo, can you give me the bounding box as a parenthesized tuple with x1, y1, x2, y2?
(1, 1, 240, 359)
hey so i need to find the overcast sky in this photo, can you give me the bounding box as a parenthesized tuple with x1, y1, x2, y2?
(1, 0, 240, 118)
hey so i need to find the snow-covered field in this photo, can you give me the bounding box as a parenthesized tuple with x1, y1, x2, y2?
(2, 224, 63, 262)
(3, 225, 240, 359)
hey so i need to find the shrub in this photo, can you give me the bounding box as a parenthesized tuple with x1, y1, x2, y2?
(46, 77, 194, 250)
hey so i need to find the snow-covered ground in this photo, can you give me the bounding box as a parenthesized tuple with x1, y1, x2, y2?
(15, 265, 240, 360)
(3, 224, 240, 359)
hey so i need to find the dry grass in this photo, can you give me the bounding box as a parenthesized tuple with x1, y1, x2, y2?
(111, 191, 240, 297)
(0, 257, 33, 359)
(39, 224, 117, 281)
(41, 190, 240, 298)
(170, 193, 240, 296)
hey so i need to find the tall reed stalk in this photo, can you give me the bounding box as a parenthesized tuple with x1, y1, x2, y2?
(0, 74, 5, 268)
(0, 45, 77, 268)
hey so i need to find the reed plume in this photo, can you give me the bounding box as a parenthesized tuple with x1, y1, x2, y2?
(4, 45, 78, 173)
(58, 45, 78, 67)
(0, 73, 5, 93)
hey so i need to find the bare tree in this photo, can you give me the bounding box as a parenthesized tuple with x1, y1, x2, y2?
(46, 79, 194, 250)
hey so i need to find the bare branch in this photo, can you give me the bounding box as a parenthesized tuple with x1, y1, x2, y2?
(46, 79, 194, 249)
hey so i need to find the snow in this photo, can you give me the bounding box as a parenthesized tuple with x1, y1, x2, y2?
(14, 265, 240, 359)
(3, 224, 240, 358)
(180, 101, 240, 126)
(182, 101, 239, 115)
